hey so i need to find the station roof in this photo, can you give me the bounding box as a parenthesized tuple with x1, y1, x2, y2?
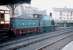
(0, 0, 31, 5)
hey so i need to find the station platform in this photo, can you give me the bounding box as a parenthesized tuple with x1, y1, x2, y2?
(62, 41, 73, 50)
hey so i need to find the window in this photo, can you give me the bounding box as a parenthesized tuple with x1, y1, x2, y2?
(0, 13, 4, 18)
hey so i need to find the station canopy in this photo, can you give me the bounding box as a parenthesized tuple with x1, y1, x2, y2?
(0, 0, 31, 5)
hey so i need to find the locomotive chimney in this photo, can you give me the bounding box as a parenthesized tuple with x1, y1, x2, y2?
(50, 12, 52, 17)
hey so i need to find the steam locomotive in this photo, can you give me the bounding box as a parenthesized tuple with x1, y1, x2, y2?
(0, 15, 55, 43)
(10, 15, 55, 36)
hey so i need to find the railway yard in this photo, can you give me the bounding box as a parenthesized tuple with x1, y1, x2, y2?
(0, 27, 73, 50)
(0, 0, 73, 50)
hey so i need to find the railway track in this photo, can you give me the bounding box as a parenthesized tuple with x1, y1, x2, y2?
(0, 28, 73, 50)
(0, 28, 71, 46)
(17, 30, 73, 50)
(38, 33, 73, 50)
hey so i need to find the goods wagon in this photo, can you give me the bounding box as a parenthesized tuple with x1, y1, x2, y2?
(65, 23, 73, 27)
(10, 15, 55, 36)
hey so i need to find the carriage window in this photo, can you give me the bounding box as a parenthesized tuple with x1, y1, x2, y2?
(0, 13, 4, 18)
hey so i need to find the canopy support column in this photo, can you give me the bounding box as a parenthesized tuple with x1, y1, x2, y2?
(7, 4, 18, 17)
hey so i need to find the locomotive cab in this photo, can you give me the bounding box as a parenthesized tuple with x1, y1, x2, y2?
(40, 15, 54, 32)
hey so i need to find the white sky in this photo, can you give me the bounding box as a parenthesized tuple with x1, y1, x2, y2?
(31, 0, 73, 10)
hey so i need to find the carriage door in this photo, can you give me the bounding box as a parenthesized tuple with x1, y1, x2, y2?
(0, 13, 4, 28)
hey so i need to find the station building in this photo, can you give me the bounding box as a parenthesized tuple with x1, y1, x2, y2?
(53, 8, 73, 27)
